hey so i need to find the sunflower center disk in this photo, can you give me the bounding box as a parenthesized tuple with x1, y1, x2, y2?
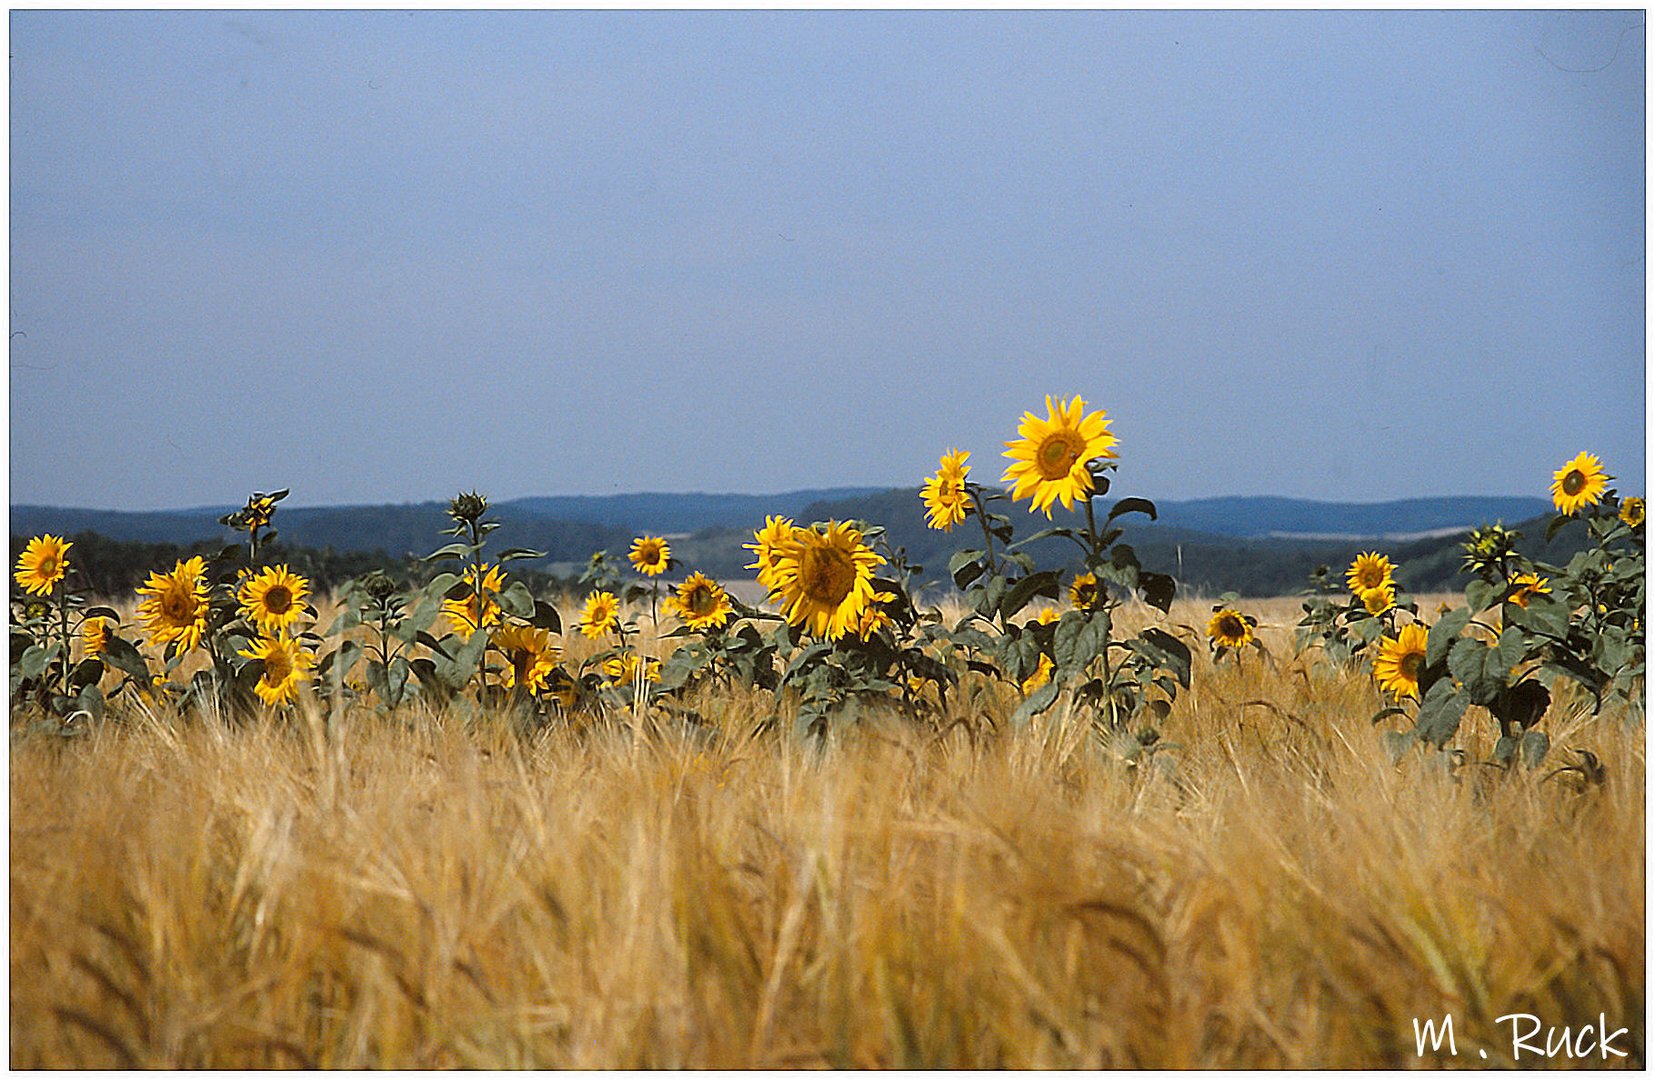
(265, 587, 291, 614)
(1219, 616, 1244, 638)
(161, 588, 196, 623)
(688, 587, 714, 616)
(1036, 433, 1084, 480)
(264, 653, 291, 683)
(1400, 653, 1423, 680)
(1563, 470, 1586, 496)
(801, 548, 855, 606)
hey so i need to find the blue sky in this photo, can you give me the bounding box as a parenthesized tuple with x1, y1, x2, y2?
(9, 9, 1646, 510)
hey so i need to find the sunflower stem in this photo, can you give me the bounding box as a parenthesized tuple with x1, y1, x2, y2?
(970, 487, 999, 578)
(55, 579, 72, 699)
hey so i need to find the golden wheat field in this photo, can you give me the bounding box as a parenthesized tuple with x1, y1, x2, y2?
(9, 595, 1643, 1069)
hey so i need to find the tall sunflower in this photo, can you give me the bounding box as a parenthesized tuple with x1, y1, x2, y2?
(238, 635, 315, 707)
(136, 556, 211, 654)
(1000, 395, 1118, 517)
(238, 564, 311, 634)
(579, 591, 620, 639)
(629, 536, 672, 577)
(1550, 452, 1608, 516)
(14, 535, 71, 596)
(1345, 552, 1394, 595)
(1372, 623, 1429, 701)
(768, 521, 885, 640)
(921, 449, 972, 532)
(493, 623, 559, 693)
(442, 563, 506, 637)
(670, 572, 733, 632)
(745, 516, 796, 591)
(1207, 609, 1253, 650)
(1360, 584, 1396, 616)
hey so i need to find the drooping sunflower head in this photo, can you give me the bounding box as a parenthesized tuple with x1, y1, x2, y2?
(745, 516, 796, 590)
(1620, 497, 1645, 529)
(14, 535, 72, 596)
(1207, 608, 1253, 650)
(136, 556, 211, 654)
(855, 591, 899, 641)
(492, 622, 559, 693)
(1373, 623, 1430, 701)
(629, 536, 672, 577)
(1000, 395, 1119, 517)
(82, 615, 111, 658)
(238, 564, 311, 634)
(1507, 572, 1551, 609)
(579, 591, 621, 640)
(670, 571, 733, 632)
(769, 521, 886, 640)
(441, 563, 507, 637)
(238, 635, 316, 707)
(1346, 551, 1394, 595)
(1360, 584, 1396, 616)
(921, 448, 972, 532)
(1550, 452, 1609, 516)
(1069, 571, 1101, 611)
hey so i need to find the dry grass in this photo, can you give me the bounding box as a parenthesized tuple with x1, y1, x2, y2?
(10, 597, 1644, 1068)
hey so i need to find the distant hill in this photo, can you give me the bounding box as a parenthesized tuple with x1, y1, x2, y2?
(504, 488, 886, 534)
(11, 489, 1578, 598)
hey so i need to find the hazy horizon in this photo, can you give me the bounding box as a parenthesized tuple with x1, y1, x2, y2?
(10, 10, 1645, 511)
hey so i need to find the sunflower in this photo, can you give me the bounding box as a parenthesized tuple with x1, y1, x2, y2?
(1207, 609, 1253, 650)
(1620, 497, 1645, 529)
(1029, 606, 1061, 628)
(670, 572, 733, 632)
(855, 591, 899, 641)
(492, 623, 559, 693)
(136, 556, 211, 654)
(14, 535, 71, 596)
(579, 591, 621, 639)
(603, 652, 661, 687)
(1021, 653, 1055, 695)
(1360, 584, 1395, 616)
(82, 615, 110, 659)
(1507, 572, 1550, 609)
(1069, 572, 1101, 611)
(745, 516, 796, 591)
(238, 564, 311, 634)
(1372, 623, 1430, 701)
(238, 635, 315, 707)
(629, 536, 672, 577)
(441, 563, 506, 637)
(921, 449, 972, 532)
(767, 521, 885, 640)
(1001, 395, 1119, 517)
(1345, 551, 1394, 595)
(1550, 452, 1608, 516)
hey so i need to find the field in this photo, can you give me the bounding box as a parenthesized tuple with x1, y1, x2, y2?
(10, 595, 1644, 1069)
